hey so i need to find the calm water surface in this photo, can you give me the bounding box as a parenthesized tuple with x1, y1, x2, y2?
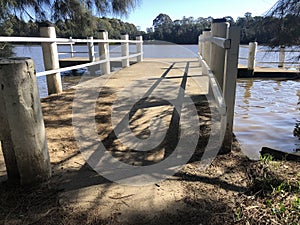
(12, 44, 300, 158)
(234, 79, 300, 159)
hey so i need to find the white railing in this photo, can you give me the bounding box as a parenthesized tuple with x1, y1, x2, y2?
(0, 27, 143, 95)
(198, 20, 240, 152)
(239, 42, 300, 70)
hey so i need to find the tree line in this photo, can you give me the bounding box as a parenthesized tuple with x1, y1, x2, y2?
(0, 0, 299, 52)
(145, 12, 300, 45)
(0, 15, 144, 39)
(2, 12, 299, 46)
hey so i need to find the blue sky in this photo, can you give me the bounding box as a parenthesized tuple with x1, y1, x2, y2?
(119, 0, 278, 31)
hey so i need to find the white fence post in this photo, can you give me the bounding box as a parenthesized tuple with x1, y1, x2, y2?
(98, 30, 110, 75)
(222, 26, 241, 152)
(69, 37, 74, 58)
(88, 36, 95, 62)
(248, 42, 257, 74)
(121, 34, 130, 67)
(0, 58, 51, 185)
(39, 22, 62, 95)
(136, 35, 143, 62)
(278, 45, 285, 68)
(210, 19, 229, 90)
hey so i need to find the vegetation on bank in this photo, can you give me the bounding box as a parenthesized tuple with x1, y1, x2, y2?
(0, 15, 143, 40)
(239, 154, 300, 224)
(145, 12, 300, 45)
(1, 12, 300, 46)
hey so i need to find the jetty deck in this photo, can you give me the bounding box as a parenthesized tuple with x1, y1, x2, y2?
(71, 57, 212, 168)
(0, 58, 210, 179)
(238, 64, 300, 78)
(59, 57, 300, 78)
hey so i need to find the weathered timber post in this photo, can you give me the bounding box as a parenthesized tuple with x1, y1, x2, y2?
(198, 34, 203, 57)
(202, 30, 212, 64)
(222, 26, 241, 153)
(199, 30, 212, 93)
(136, 36, 143, 62)
(39, 22, 62, 95)
(0, 58, 51, 185)
(121, 34, 130, 67)
(88, 36, 95, 62)
(248, 42, 257, 75)
(210, 19, 229, 91)
(98, 30, 110, 75)
(278, 45, 285, 68)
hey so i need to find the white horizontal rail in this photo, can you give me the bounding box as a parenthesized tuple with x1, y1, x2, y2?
(0, 36, 71, 43)
(58, 51, 98, 54)
(199, 36, 231, 49)
(0, 36, 142, 44)
(36, 59, 105, 77)
(1, 35, 143, 77)
(36, 52, 142, 77)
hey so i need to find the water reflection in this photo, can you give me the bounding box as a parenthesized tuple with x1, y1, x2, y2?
(234, 79, 300, 159)
(243, 79, 253, 106)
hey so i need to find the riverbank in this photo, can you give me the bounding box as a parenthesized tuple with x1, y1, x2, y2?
(0, 82, 299, 224)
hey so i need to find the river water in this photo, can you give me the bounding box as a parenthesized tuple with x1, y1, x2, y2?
(12, 44, 300, 159)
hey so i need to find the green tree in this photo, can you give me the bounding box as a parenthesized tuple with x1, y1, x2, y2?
(149, 14, 211, 44)
(0, 0, 140, 21)
(267, 0, 300, 46)
(153, 13, 172, 30)
(0, 0, 140, 56)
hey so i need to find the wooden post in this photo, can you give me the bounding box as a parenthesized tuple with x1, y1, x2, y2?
(39, 22, 62, 95)
(222, 26, 241, 153)
(202, 30, 212, 64)
(198, 34, 203, 57)
(248, 42, 257, 75)
(200, 30, 212, 94)
(98, 30, 110, 75)
(278, 45, 285, 68)
(136, 36, 143, 62)
(210, 19, 229, 90)
(69, 37, 74, 58)
(88, 36, 95, 62)
(121, 34, 130, 67)
(0, 58, 51, 185)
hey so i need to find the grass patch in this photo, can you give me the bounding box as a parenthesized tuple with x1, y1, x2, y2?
(236, 156, 300, 224)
